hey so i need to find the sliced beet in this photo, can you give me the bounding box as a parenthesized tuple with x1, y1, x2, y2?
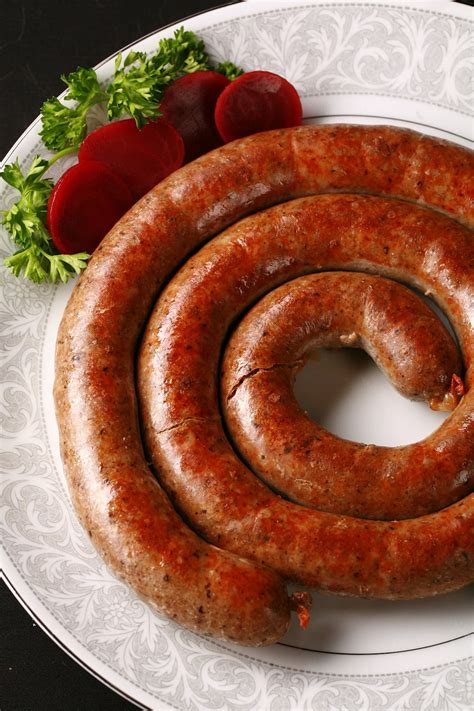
(78, 117, 184, 200)
(214, 70, 303, 143)
(159, 70, 230, 161)
(47, 161, 134, 254)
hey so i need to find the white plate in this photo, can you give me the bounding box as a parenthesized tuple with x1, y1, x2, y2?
(1, 1, 473, 709)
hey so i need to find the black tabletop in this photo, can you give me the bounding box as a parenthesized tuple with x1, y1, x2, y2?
(1, 1, 470, 710)
(0, 0, 229, 160)
(1, 4, 234, 709)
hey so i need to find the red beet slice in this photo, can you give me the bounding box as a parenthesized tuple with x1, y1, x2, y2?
(214, 71, 303, 143)
(47, 161, 134, 254)
(78, 117, 184, 200)
(160, 70, 230, 161)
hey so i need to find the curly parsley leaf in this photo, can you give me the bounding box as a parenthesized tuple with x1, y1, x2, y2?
(39, 29, 244, 146)
(4, 246, 89, 284)
(4, 244, 49, 283)
(216, 61, 244, 81)
(107, 29, 214, 126)
(40, 67, 106, 150)
(1, 156, 90, 283)
(62, 66, 104, 103)
(107, 51, 162, 126)
(155, 27, 211, 74)
(1, 157, 52, 247)
(47, 251, 90, 283)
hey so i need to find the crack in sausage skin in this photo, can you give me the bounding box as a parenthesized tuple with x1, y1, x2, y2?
(138, 194, 474, 598)
(221, 272, 465, 518)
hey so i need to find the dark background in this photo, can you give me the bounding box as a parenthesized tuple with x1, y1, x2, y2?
(1, 1, 470, 710)
(0, 0, 229, 159)
(1, 3, 234, 709)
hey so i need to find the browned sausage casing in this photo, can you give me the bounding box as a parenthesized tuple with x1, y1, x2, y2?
(221, 272, 463, 517)
(138, 194, 474, 597)
(55, 126, 474, 644)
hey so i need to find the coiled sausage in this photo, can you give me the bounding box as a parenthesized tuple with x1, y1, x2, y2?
(221, 271, 464, 517)
(138, 194, 474, 597)
(55, 126, 474, 644)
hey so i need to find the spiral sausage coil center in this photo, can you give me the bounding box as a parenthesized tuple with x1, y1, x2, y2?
(55, 125, 474, 646)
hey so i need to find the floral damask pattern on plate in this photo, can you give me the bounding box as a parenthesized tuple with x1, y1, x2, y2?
(1, 2, 473, 709)
(202, 3, 472, 113)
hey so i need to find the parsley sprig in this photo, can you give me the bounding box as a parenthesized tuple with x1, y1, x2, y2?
(40, 28, 243, 149)
(215, 60, 244, 82)
(106, 28, 212, 126)
(1, 28, 243, 283)
(40, 68, 107, 151)
(1, 152, 89, 283)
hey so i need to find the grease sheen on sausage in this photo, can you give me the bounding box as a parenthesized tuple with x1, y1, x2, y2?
(221, 272, 464, 517)
(55, 125, 474, 644)
(138, 194, 474, 597)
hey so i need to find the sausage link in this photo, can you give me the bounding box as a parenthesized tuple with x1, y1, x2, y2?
(55, 126, 474, 642)
(138, 194, 474, 596)
(221, 272, 463, 516)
